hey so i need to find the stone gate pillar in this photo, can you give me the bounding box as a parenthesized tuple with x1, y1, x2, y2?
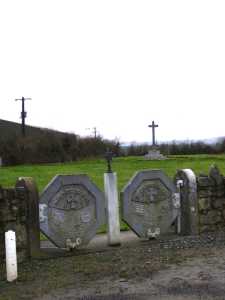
(15, 177, 41, 258)
(175, 169, 199, 235)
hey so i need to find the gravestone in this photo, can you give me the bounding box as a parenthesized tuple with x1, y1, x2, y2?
(121, 170, 180, 238)
(0, 157, 2, 167)
(39, 175, 105, 249)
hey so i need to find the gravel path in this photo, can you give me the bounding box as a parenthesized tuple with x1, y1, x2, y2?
(1, 231, 225, 300)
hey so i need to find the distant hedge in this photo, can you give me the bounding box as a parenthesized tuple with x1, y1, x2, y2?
(0, 120, 224, 165)
(125, 139, 225, 156)
(0, 129, 121, 165)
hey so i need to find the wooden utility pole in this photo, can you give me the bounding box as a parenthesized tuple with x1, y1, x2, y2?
(15, 97, 31, 137)
(93, 127, 97, 139)
(86, 127, 98, 139)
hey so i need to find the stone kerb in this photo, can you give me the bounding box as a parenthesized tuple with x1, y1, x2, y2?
(39, 174, 106, 249)
(121, 169, 179, 239)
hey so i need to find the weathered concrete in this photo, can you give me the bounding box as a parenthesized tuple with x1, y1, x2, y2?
(122, 170, 179, 238)
(175, 169, 199, 235)
(104, 172, 121, 246)
(144, 148, 166, 160)
(39, 175, 106, 249)
(5, 230, 17, 282)
(175, 165, 225, 235)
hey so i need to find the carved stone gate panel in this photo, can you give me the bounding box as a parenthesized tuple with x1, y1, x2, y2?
(39, 175, 105, 249)
(121, 170, 180, 238)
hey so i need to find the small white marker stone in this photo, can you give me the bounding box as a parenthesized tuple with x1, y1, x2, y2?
(104, 172, 121, 246)
(5, 230, 18, 282)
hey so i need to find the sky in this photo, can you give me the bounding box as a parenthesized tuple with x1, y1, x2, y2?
(0, 0, 225, 144)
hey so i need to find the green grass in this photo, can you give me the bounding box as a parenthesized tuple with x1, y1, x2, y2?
(1, 154, 225, 233)
(1, 154, 225, 192)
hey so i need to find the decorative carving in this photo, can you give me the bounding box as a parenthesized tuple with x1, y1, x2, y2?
(131, 180, 170, 204)
(130, 179, 172, 236)
(40, 175, 105, 249)
(50, 184, 92, 211)
(122, 170, 178, 238)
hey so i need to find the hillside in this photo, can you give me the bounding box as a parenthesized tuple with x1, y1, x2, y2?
(0, 119, 69, 139)
(0, 119, 119, 165)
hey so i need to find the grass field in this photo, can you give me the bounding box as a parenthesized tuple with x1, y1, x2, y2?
(1, 154, 225, 232)
(0, 154, 225, 192)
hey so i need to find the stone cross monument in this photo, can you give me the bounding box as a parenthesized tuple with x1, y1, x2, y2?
(145, 120, 166, 160)
(148, 121, 158, 146)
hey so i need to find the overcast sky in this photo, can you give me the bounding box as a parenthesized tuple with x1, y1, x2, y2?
(0, 0, 224, 144)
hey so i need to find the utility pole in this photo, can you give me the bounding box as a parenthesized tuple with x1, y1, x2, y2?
(93, 127, 97, 139)
(86, 127, 98, 139)
(15, 97, 31, 137)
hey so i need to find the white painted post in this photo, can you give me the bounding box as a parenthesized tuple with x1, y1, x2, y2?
(104, 172, 121, 246)
(5, 230, 18, 282)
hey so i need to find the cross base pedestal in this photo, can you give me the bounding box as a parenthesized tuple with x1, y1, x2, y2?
(144, 147, 167, 160)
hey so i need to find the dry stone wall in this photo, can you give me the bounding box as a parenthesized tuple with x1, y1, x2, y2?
(175, 165, 225, 235)
(0, 178, 40, 262)
(197, 165, 225, 233)
(0, 185, 28, 262)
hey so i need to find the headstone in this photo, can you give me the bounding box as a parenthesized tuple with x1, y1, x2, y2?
(174, 169, 199, 235)
(0, 157, 2, 167)
(121, 170, 180, 239)
(39, 175, 105, 249)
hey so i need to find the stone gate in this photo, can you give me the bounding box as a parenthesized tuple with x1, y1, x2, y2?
(121, 170, 180, 238)
(39, 174, 106, 249)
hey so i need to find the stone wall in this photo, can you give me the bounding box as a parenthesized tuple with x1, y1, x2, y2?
(175, 165, 225, 236)
(197, 165, 225, 233)
(0, 185, 28, 262)
(0, 178, 40, 262)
